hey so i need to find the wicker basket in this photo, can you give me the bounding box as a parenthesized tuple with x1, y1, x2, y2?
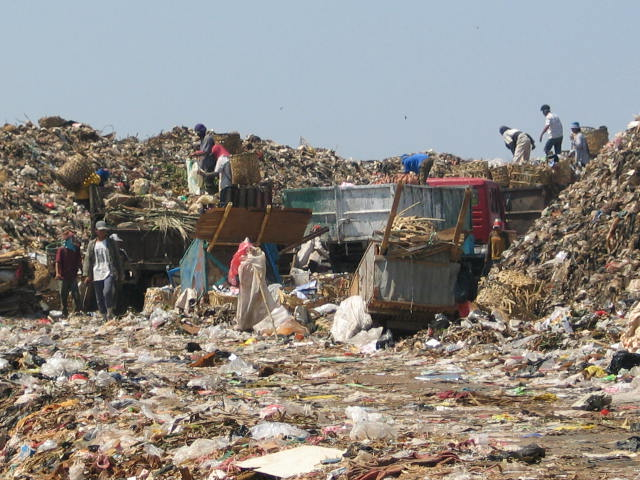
(56, 155, 95, 190)
(214, 132, 243, 155)
(452, 160, 491, 179)
(230, 152, 261, 185)
(490, 165, 510, 187)
(508, 164, 552, 187)
(582, 126, 609, 157)
(208, 289, 238, 307)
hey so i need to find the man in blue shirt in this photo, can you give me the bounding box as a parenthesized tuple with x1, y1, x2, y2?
(401, 153, 433, 184)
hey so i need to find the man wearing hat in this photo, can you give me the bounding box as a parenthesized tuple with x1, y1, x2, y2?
(569, 122, 590, 168)
(191, 123, 217, 194)
(499, 126, 535, 164)
(83, 221, 124, 321)
(538, 104, 563, 165)
(55, 229, 82, 317)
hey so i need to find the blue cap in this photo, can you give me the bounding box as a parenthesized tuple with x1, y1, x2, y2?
(194, 123, 206, 133)
(571, 122, 580, 129)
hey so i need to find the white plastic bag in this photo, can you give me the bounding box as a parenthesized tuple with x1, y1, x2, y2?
(185, 159, 203, 195)
(249, 422, 309, 440)
(330, 296, 372, 342)
(236, 248, 293, 331)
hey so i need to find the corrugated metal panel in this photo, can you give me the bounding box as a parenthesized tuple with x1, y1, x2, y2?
(282, 184, 470, 243)
(373, 252, 460, 307)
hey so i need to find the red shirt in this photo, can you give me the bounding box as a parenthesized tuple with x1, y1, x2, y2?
(55, 247, 82, 280)
(212, 144, 230, 160)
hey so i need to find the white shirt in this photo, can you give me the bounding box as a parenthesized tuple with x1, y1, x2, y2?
(92, 240, 111, 281)
(545, 113, 563, 139)
(214, 156, 232, 191)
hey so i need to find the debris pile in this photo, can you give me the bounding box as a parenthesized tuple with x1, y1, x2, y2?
(0, 118, 466, 250)
(489, 122, 640, 314)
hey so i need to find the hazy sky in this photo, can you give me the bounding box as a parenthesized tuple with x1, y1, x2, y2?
(2, 1, 639, 161)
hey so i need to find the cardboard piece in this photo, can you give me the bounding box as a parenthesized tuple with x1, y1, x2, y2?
(236, 445, 344, 478)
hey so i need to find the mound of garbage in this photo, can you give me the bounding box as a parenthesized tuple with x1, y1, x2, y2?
(0, 117, 469, 251)
(487, 120, 640, 315)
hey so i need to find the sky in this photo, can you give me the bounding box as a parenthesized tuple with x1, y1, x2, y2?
(2, 1, 639, 162)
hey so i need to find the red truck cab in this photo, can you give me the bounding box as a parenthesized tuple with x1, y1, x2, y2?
(426, 177, 506, 244)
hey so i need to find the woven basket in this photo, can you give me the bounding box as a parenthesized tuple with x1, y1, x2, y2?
(208, 289, 238, 307)
(56, 155, 95, 190)
(582, 126, 608, 157)
(230, 152, 261, 185)
(214, 132, 243, 155)
(490, 166, 510, 187)
(452, 160, 491, 179)
(508, 164, 551, 187)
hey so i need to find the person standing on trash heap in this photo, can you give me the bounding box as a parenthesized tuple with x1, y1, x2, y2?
(82, 220, 124, 322)
(538, 104, 563, 165)
(212, 139, 232, 196)
(401, 152, 434, 184)
(569, 122, 590, 168)
(499, 126, 535, 164)
(295, 225, 331, 273)
(55, 229, 82, 317)
(484, 218, 510, 274)
(191, 123, 217, 194)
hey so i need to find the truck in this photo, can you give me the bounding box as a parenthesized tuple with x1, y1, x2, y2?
(281, 183, 472, 270)
(87, 186, 192, 310)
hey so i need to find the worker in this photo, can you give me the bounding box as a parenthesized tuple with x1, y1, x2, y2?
(569, 122, 590, 168)
(191, 123, 217, 194)
(55, 229, 82, 317)
(499, 126, 535, 164)
(82, 220, 124, 322)
(212, 140, 232, 196)
(401, 152, 434, 184)
(484, 218, 510, 274)
(295, 225, 331, 273)
(539, 104, 563, 165)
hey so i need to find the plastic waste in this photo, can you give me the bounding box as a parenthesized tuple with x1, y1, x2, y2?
(173, 437, 230, 465)
(68, 461, 84, 480)
(219, 354, 256, 376)
(347, 326, 384, 353)
(345, 406, 397, 440)
(249, 421, 310, 440)
(37, 439, 57, 452)
(228, 238, 253, 286)
(0, 358, 8, 371)
(607, 350, 640, 374)
(149, 307, 173, 329)
(94, 371, 117, 387)
(313, 303, 338, 315)
(40, 353, 84, 378)
(330, 296, 372, 342)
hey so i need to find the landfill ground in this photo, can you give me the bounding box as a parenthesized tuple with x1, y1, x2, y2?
(1, 307, 639, 480)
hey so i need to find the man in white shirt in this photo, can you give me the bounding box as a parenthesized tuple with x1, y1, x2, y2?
(539, 104, 563, 165)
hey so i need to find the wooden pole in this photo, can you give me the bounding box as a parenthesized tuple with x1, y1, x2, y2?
(207, 202, 233, 252)
(380, 182, 404, 255)
(255, 205, 272, 245)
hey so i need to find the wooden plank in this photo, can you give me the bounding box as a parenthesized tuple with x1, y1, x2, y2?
(196, 207, 312, 246)
(380, 182, 404, 255)
(256, 205, 272, 245)
(207, 202, 233, 252)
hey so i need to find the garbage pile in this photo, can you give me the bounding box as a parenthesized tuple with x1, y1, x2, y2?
(0, 118, 466, 251)
(487, 122, 640, 315)
(1, 286, 640, 479)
